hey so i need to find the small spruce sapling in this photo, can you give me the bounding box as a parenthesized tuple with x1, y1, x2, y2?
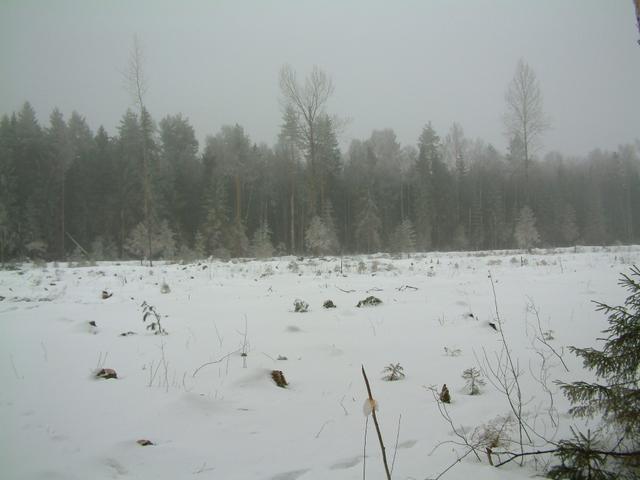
(323, 299, 336, 309)
(141, 301, 167, 335)
(382, 363, 405, 381)
(294, 299, 309, 312)
(462, 367, 485, 395)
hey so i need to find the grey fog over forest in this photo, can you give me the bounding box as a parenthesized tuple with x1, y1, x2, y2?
(0, 0, 639, 262)
(3, 3, 640, 480)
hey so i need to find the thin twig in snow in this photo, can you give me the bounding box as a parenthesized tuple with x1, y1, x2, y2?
(192, 349, 241, 377)
(315, 420, 332, 439)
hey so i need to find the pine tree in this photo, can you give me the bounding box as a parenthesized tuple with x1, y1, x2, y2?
(550, 266, 640, 478)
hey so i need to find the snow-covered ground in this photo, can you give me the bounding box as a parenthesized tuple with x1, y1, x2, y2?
(1, 246, 639, 480)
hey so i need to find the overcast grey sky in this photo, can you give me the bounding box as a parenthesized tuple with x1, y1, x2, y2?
(1, 0, 638, 156)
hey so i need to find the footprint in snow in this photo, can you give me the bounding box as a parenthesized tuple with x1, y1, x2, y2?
(330, 456, 361, 470)
(104, 457, 128, 476)
(268, 469, 310, 480)
(397, 439, 418, 449)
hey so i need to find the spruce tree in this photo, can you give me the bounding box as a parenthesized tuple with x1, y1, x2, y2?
(355, 191, 382, 253)
(550, 266, 640, 478)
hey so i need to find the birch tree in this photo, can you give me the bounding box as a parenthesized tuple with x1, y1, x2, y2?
(279, 64, 334, 215)
(504, 59, 549, 203)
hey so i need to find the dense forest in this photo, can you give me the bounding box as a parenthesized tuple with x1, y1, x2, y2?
(0, 66, 639, 263)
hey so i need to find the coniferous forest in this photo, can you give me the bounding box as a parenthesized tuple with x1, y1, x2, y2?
(0, 63, 638, 263)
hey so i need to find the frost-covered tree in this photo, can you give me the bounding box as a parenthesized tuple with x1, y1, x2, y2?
(389, 219, 416, 253)
(355, 192, 382, 253)
(514, 205, 539, 250)
(125, 219, 175, 262)
(305, 213, 338, 256)
(224, 220, 249, 258)
(250, 222, 274, 258)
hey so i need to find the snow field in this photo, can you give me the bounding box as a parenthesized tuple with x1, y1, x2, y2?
(1, 246, 638, 479)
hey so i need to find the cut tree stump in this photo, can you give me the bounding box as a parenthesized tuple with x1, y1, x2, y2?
(96, 368, 117, 379)
(271, 370, 288, 388)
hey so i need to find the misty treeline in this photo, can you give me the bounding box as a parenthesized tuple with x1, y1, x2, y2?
(0, 86, 639, 263)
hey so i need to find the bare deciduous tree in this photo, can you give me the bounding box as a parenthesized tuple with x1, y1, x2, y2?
(125, 35, 154, 266)
(504, 59, 549, 201)
(279, 64, 334, 214)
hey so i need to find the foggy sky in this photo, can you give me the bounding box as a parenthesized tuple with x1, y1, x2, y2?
(1, 0, 639, 157)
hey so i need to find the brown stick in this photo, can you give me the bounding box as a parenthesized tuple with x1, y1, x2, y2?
(362, 365, 392, 480)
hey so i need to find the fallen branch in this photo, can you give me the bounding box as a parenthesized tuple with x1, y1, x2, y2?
(336, 286, 356, 293)
(397, 285, 418, 291)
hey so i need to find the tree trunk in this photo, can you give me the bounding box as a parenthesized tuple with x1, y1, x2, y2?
(235, 174, 241, 223)
(290, 186, 295, 254)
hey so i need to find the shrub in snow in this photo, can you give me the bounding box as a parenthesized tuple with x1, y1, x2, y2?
(382, 363, 405, 381)
(357, 296, 382, 307)
(260, 265, 274, 277)
(323, 299, 336, 309)
(136, 439, 154, 446)
(287, 260, 299, 273)
(443, 346, 462, 357)
(472, 414, 515, 465)
(293, 299, 309, 312)
(141, 301, 167, 335)
(271, 370, 288, 388)
(160, 281, 170, 294)
(462, 367, 485, 395)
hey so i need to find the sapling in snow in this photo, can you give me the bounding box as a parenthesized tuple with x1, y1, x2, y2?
(382, 363, 405, 381)
(141, 301, 167, 335)
(293, 299, 309, 312)
(462, 367, 485, 395)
